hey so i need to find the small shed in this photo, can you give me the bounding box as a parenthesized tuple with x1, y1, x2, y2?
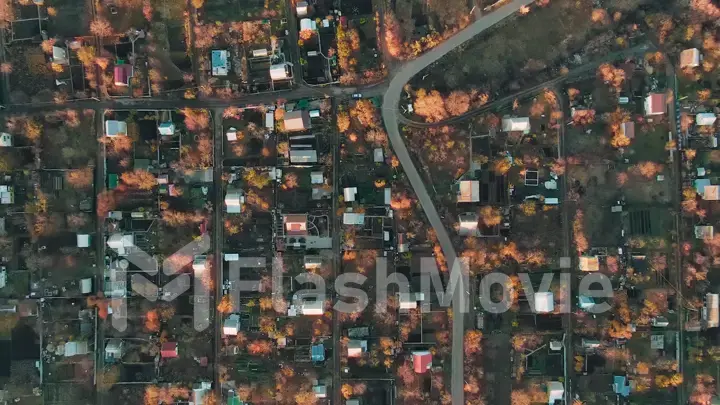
(680, 48, 701, 68)
(502, 117, 531, 132)
(696, 113, 717, 126)
(373, 148, 384, 163)
(113, 64, 133, 86)
(104, 120, 127, 137)
(347, 340, 367, 358)
(644, 93, 666, 116)
(311, 344, 325, 362)
(296, 0, 309, 16)
(457, 180, 480, 203)
(300, 299, 324, 315)
(412, 351, 432, 373)
(343, 187, 358, 202)
(105, 339, 125, 360)
(77, 234, 91, 248)
(223, 314, 240, 336)
(579, 256, 599, 271)
(534, 292, 554, 313)
(284, 110, 311, 131)
(226, 127, 238, 141)
(0, 133, 12, 147)
(158, 122, 175, 135)
(160, 342, 178, 358)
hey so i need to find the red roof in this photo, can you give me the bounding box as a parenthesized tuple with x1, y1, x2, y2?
(113, 65, 132, 86)
(413, 351, 432, 373)
(646, 93, 666, 115)
(160, 342, 178, 358)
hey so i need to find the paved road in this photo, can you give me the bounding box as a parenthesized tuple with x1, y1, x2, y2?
(380, 1, 534, 404)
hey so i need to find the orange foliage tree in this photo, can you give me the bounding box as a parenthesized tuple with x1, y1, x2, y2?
(121, 170, 156, 190)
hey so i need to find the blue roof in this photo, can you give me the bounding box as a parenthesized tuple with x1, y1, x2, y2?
(211, 50, 227, 68)
(311, 344, 325, 362)
(614, 376, 631, 397)
(695, 178, 711, 194)
(578, 295, 595, 308)
(159, 122, 173, 127)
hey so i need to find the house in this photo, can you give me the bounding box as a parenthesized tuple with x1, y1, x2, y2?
(160, 342, 178, 358)
(502, 117, 531, 132)
(192, 382, 212, 405)
(300, 18, 317, 32)
(680, 48, 701, 69)
(695, 179, 720, 200)
(223, 314, 240, 336)
(578, 295, 596, 310)
(225, 190, 244, 213)
(77, 234, 91, 248)
(620, 121, 635, 139)
(457, 180, 480, 203)
(104, 120, 127, 137)
(534, 292, 554, 313)
(106, 233, 134, 255)
(296, 0, 309, 16)
(0, 133, 12, 147)
(695, 225, 714, 240)
(313, 385, 327, 399)
(192, 255, 207, 273)
(547, 381, 564, 404)
(373, 148, 384, 163)
(284, 214, 308, 236)
(300, 299, 324, 315)
(343, 212, 365, 225)
(158, 122, 175, 135)
(270, 63, 293, 81)
(289, 149, 318, 163)
(613, 376, 632, 397)
(579, 256, 599, 271)
(304, 255, 322, 270)
(52, 45, 68, 65)
(311, 344, 325, 362)
(412, 351, 432, 373)
(696, 113, 717, 126)
(347, 340, 367, 358)
(105, 339, 125, 361)
(226, 127, 238, 141)
(399, 292, 424, 310)
(211, 50, 229, 76)
(343, 187, 358, 202)
(458, 212, 479, 236)
(64, 341, 89, 357)
(311, 172, 324, 184)
(705, 293, 719, 328)
(113, 64, 133, 86)
(284, 110, 311, 131)
(644, 93, 666, 116)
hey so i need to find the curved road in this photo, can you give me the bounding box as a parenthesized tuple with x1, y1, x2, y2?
(381, 1, 534, 404)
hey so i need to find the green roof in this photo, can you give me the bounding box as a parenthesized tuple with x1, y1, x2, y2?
(108, 174, 118, 190)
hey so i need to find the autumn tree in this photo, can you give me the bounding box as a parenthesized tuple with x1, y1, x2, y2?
(121, 170, 156, 190)
(479, 206, 501, 227)
(464, 330, 482, 356)
(414, 89, 448, 122)
(96, 190, 117, 217)
(66, 168, 94, 189)
(244, 169, 271, 189)
(247, 339, 273, 355)
(217, 294, 233, 314)
(337, 112, 350, 133)
(445, 90, 471, 116)
(90, 18, 113, 37)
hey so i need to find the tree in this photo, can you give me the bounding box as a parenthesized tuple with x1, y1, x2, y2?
(445, 91, 471, 116)
(384, 11, 404, 58)
(337, 112, 350, 133)
(96, 190, 116, 217)
(573, 210, 589, 253)
(511, 390, 531, 405)
(294, 392, 318, 405)
(217, 294, 233, 314)
(144, 309, 160, 332)
(244, 169, 271, 189)
(66, 168, 94, 189)
(479, 206, 501, 227)
(414, 89, 448, 122)
(341, 384, 353, 399)
(283, 173, 299, 189)
(350, 99, 379, 127)
(191, 0, 204, 8)
(90, 18, 113, 37)
(161, 210, 204, 227)
(247, 339, 273, 355)
(121, 170, 156, 190)
(464, 330, 482, 355)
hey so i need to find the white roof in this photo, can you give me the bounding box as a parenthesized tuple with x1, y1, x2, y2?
(226, 127, 238, 141)
(534, 292, 554, 313)
(680, 48, 701, 68)
(458, 180, 480, 203)
(343, 187, 357, 202)
(346, 400, 360, 405)
(373, 148, 384, 163)
(289, 149, 317, 163)
(0, 133, 11, 147)
(64, 341, 89, 357)
(77, 234, 90, 248)
(225, 192, 243, 213)
(502, 117, 530, 132)
(270, 64, 292, 81)
(313, 385, 327, 398)
(458, 212, 479, 236)
(192, 255, 207, 272)
(223, 314, 240, 336)
(399, 292, 424, 309)
(52, 46, 68, 64)
(158, 122, 175, 135)
(696, 225, 714, 240)
(347, 340, 367, 357)
(105, 120, 127, 137)
(105, 338, 124, 354)
(300, 299, 324, 315)
(311, 172, 324, 184)
(697, 113, 717, 126)
(107, 233, 134, 255)
(224, 253, 239, 261)
(547, 381, 564, 404)
(343, 212, 365, 225)
(300, 18, 317, 31)
(81, 278, 92, 294)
